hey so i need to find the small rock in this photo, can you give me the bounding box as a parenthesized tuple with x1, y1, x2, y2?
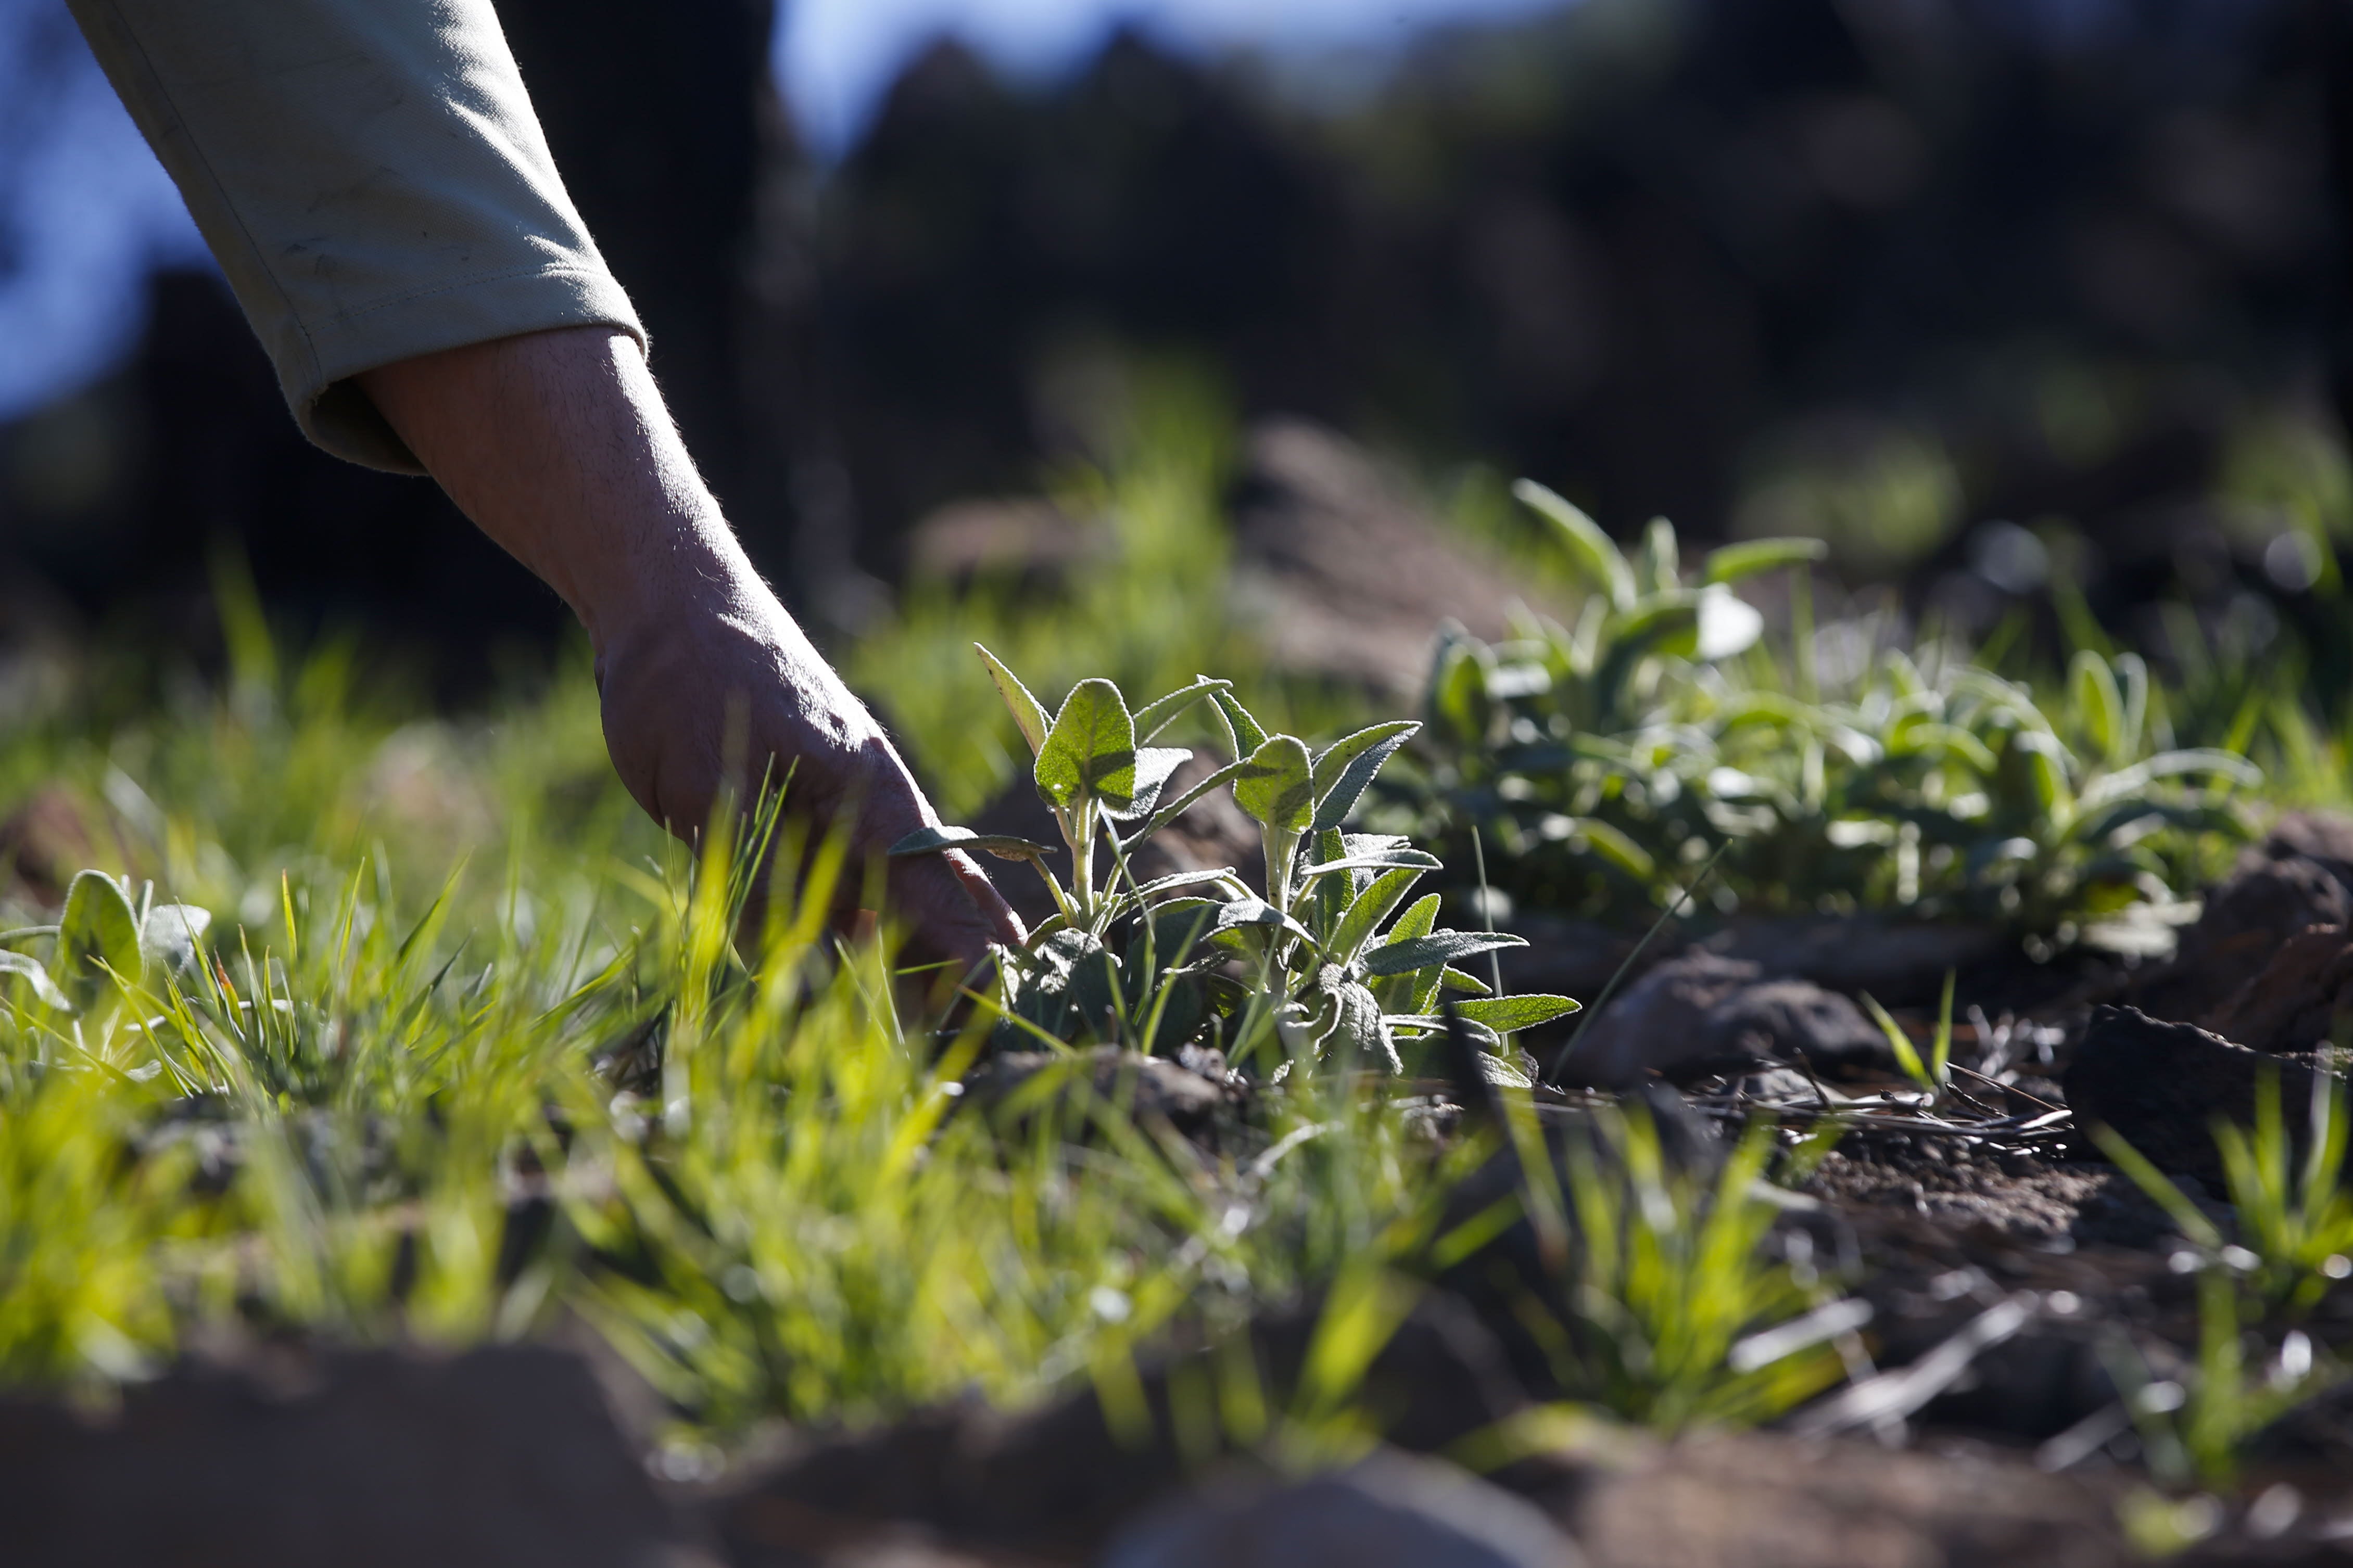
(1544, 1427, 2121, 1568)
(1229, 420, 1537, 697)
(716, 1296, 1537, 1564)
(1708, 979, 1892, 1078)
(0, 1344, 703, 1568)
(906, 496, 1106, 581)
(1555, 952, 1888, 1089)
(962, 1047, 1235, 1134)
(1099, 1450, 1582, 1568)
(1705, 916, 2003, 1003)
(2136, 812, 2353, 1022)
(2263, 810, 2353, 869)
(2063, 1005, 2344, 1191)
(2202, 925, 2353, 1055)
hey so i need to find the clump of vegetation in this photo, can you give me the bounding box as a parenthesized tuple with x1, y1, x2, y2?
(891, 647, 1576, 1080)
(2058, 1073, 2353, 1523)
(2095, 1073, 2353, 1319)
(1527, 1105, 1847, 1432)
(1388, 481, 2259, 934)
(0, 619, 1875, 1464)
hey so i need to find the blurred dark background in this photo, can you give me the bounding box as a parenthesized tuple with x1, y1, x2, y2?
(1, 0, 2347, 682)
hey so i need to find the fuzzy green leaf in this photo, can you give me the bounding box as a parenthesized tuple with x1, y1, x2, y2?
(1361, 928, 1527, 977)
(0, 950, 69, 1011)
(1439, 966, 1492, 995)
(1035, 678, 1137, 809)
(974, 643, 1051, 757)
(1212, 897, 1319, 947)
(1379, 894, 1443, 947)
(1208, 685, 1269, 760)
(1453, 994, 1581, 1032)
(2077, 748, 2262, 812)
(1000, 928, 1122, 1047)
(1127, 869, 1249, 900)
(1635, 516, 1680, 597)
(889, 825, 1054, 862)
(2071, 649, 2125, 764)
(57, 870, 140, 1005)
(1309, 721, 1420, 831)
(1231, 735, 1314, 832)
(1427, 639, 1493, 748)
(1514, 478, 1634, 610)
(139, 904, 212, 980)
(1369, 893, 1445, 1013)
(1104, 748, 1193, 826)
(1701, 537, 1828, 585)
(1564, 818, 1657, 882)
(1327, 866, 1427, 965)
(1386, 1013, 1506, 1053)
(1299, 849, 1443, 877)
(1133, 678, 1232, 743)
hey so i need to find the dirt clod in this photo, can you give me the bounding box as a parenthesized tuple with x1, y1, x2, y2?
(2204, 925, 2353, 1055)
(2136, 812, 2353, 1023)
(2063, 1004, 2344, 1191)
(1103, 1449, 1582, 1568)
(1557, 951, 1891, 1089)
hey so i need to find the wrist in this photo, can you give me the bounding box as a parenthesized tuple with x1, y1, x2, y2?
(566, 505, 747, 657)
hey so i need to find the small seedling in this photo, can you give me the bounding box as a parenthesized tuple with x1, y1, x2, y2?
(1477, 1102, 1852, 1433)
(892, 647, 1577, 1078)
(2100, 1270, 2338, 1494)
(2095, 1069, 2353, 1315)
(0, 870, 211, 1017)
(1860, 970, 1955, 1096)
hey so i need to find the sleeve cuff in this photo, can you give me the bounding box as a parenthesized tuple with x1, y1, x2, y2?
(287, 263, 648, 474)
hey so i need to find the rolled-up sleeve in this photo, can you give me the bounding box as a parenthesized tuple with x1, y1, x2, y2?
(66, 0, 646, 473)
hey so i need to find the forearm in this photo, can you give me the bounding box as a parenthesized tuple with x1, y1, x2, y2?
(360, 327, 722, 648)
(359, 329, 859, 730)
(356, 326, 1021, 961)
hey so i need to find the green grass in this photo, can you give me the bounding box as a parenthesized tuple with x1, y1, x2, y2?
(0, 615, 1846, 1450)
(14, 401, 2353, 1497)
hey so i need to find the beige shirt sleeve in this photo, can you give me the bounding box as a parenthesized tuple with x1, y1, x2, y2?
(67, 0, 646, 474)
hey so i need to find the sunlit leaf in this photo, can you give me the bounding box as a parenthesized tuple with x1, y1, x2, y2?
(1309, 721, 1420, 831)
(1035, 678, 1137, 810)
(1231, 735, 1314, 833)
(1515, 478, 1634, 610)
(1453, 994, 1580, 1032)
(889, 825, 1054, 862)
(1361, 928, 1527, 977)
(1700, 537, 1828, 585)
(56, 870, 140, 1008)
(974, 643, 1051, 757)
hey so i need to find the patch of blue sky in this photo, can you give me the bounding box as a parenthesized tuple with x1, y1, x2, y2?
(776, 0, 1571, 159)
(0, 3, 208, 420)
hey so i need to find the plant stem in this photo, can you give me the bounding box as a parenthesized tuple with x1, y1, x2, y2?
(1072, 802, 1097, 920)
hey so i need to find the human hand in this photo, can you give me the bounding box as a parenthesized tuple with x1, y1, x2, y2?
(592, 556, 1025, 971)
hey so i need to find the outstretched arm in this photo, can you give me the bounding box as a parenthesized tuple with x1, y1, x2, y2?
(359, 325, 1022, 965)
